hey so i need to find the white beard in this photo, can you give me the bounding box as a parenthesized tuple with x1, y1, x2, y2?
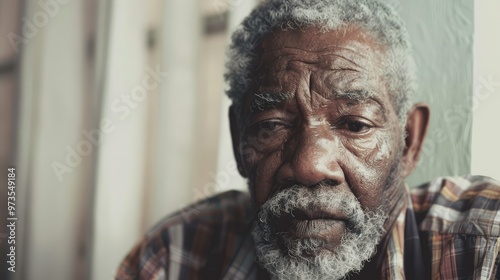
(251, 186, 386, 280)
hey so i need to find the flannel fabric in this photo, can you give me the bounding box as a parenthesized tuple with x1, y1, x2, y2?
(116, 176, 500, 279)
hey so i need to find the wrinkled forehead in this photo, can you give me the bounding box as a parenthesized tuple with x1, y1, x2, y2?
(242, 26, 390, 109)
(256, 25, 386, 72)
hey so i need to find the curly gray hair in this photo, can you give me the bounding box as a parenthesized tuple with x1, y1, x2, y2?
(224, 0, 417, 124)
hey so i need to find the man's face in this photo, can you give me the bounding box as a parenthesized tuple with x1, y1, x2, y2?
(235, 26, 408, 278)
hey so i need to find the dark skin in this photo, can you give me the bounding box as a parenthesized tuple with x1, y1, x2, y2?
(229, 26, 430, 279)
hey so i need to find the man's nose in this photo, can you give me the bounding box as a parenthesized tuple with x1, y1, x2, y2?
(276, 126, 345, 187)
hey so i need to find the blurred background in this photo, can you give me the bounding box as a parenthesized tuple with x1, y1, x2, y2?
(0, 0, 499, 279)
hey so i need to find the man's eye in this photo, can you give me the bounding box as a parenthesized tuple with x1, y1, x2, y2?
(258, 121, 282, 131)
(342, 121, 372, 133)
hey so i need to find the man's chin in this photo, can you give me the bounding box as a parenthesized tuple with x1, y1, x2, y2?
(279, 239, 339, 259)
(251, 185, 387, 279)
(252, 222, 383, 280)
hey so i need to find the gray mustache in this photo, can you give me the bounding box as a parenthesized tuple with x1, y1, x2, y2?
(259, 185, 367, 232)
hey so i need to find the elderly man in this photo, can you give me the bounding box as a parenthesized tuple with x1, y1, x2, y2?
(117, 0, 500, 279)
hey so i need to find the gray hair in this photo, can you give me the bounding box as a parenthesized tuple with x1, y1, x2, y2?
(224, 0, 417, 124)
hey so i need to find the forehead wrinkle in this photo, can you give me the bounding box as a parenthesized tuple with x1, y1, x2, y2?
(318, 51, 366, 70)
(260, 40, 375, 72)
(317, 46, 369, 59)
(260, 51, 366, 73)
(261, 45, 367, 57)
(251, 28, 389, 119)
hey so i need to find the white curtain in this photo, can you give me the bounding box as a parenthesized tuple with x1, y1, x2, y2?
(16, 1, 90, 279)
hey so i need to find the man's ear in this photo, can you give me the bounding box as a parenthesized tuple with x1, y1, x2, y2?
(402, 103, 430, 177)
(229, 106, 248, 178)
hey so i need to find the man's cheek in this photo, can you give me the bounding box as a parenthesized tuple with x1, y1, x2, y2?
(241, 132, 287, 171)
(339, 135, 379, 157)
(244, 129, 289, 153)
(366, 138, 396, 169)
(240, 142, 272, 175)
(342, 154, 392, 209)
(252, 151, 284, 205)
(350, 176, 386, 211)
(239, 141, 259, 166)
(340, 133, 396, 168)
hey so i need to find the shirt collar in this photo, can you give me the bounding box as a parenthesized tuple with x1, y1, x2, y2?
(380, 184, 426, 280)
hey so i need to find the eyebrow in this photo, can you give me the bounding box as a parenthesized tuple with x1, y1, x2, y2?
(334, 89, 386, 116)
(334, 89, 374, 100)
(247, 89, 385, 115)
(249, 92, 292, 113)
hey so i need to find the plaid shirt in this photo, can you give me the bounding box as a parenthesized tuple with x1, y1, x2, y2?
(117, 176, 500, 279)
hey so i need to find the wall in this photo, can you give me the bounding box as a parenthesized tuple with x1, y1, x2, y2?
(396, 0, 474, 187)
(471, 0, 500, 180)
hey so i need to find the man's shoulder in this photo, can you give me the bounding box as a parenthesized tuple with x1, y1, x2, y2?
(410, 175, 500, 236)
(116, 190, 253, 280)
